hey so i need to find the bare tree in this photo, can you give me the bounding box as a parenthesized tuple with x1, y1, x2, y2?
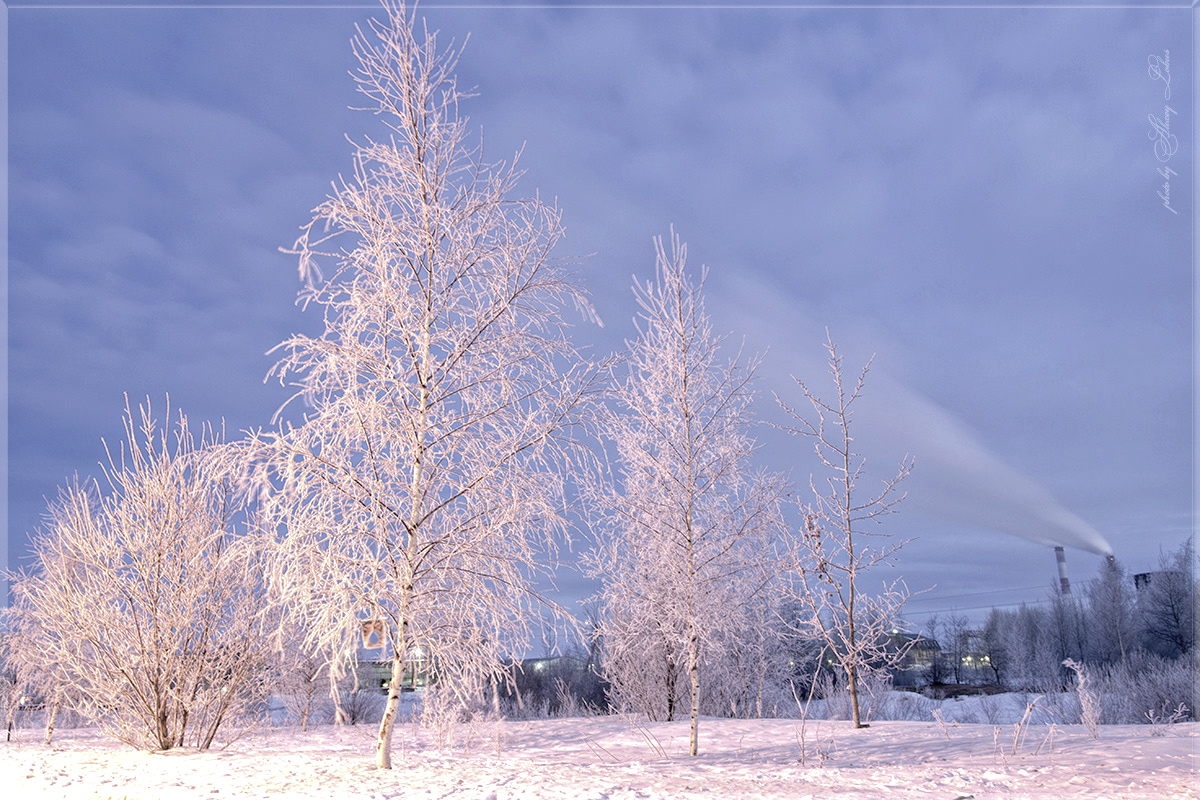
(247, 1, 602, 770)
(922, 613, 950, 688)
(1047, 580, 1088, 667)
(1138, 536, 1195, 657)
(7, 399, 272, 751)
(588, 232, 784, 756)
(980, 607, 1007, 685)
(944, 610, 971, 686)
(777, 335, 913, 728)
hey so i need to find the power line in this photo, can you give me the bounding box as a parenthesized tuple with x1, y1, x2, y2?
(905, 597, 1060, 617)
(902, 584, 1048, 605)
(904, 574, 1114, 610)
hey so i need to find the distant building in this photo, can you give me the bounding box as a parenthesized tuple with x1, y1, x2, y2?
(1133, 570, 1185, 593)
(355, 652, 594, 695)
(359, 646, 431, 693)
(888, 630, 992, 687)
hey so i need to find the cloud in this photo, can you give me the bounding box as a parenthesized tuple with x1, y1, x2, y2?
(7, 5, 1188, 602)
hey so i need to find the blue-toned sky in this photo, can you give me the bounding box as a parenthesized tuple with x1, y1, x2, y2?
(6, 1, 1194, 626)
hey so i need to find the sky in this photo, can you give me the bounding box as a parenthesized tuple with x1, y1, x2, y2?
(5, 1, 1195, 629)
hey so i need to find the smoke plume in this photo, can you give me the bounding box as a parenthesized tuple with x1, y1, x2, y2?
(720, 274, 1112, 557)
(858, 379, 1113, 556)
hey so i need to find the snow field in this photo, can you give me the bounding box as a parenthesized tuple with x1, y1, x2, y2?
(3, 712, 1195, 800)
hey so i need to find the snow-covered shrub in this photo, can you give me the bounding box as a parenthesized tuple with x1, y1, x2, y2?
(267, 608, 342, 731)
(814, 672, 850, 721)
(460, 709, 508, 755)
(327, 658, 396, 727)
(7, 401, 275, 752)
(855, 672, 898, 723)
(274, 672, 334, 730)
(336, 688, 386, 726)
(699, 605, 798, 720)
(877, 690, 937, 721)
(800, 669, 903, 722)
(978, 692, 1003, 724)
(1092, 650, 1195, 724)
(595, 621, 680, 721)
(419, 688, 471, 751)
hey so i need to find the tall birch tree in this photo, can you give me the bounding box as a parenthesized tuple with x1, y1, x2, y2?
(590, 232, 783, 756)
(250, 1, 600, 769)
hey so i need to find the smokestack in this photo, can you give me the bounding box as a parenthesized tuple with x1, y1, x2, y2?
(1054, 545, 1071, 595)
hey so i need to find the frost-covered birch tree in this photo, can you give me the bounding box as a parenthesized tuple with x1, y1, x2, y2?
(7, 399, 272, 751)
(249, 1, 601, 770)
(778, 335, 913, 728)
(1085, 556, 1138, 664)
(590, 232, 783, 756)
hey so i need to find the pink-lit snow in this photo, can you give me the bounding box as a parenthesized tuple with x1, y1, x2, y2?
(3, 707, 1195, 799)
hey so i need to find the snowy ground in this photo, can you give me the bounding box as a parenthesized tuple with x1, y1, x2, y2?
(3, 702, 1195, 799)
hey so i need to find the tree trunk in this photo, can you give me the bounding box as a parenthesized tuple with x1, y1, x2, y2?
(688, 626, 700, 757)
(156, 699, 171, 751)
(847, 662, 864, 728)
(513, 670, 525, 712)
(756, 666, 765, 720)
(376, 653, 407, 769)
(329, 661, 348, 726)
(6, 684, 19, 742)
(301, 680, 313, 733)
(43, 698, 60, 746)
(665, 655, 676, 722)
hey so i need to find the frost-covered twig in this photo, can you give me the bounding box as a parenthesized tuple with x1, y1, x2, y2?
(1012, 696, 1043, 755)
(1146, 703, 1189, 735)
(1063, 659, 1100, 739)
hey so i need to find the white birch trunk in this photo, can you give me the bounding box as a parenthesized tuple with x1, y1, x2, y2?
(43, 697, 59, 747)
(688, 626, 701, 757)
(376, 653, 407, 769)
